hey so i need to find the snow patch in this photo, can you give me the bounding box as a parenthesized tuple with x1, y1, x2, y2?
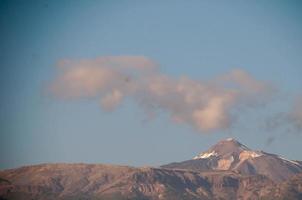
(279, 156, 300, 166)
(193, 151, 218, 159)
(239, 150, 262, 161)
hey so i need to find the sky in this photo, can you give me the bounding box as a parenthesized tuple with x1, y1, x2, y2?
(0, 0, 302, 169)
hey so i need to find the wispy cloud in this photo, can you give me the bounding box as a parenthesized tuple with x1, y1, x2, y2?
(50, 56, 274, 133)
(264, 95, 302, 137)
(289, 95, 302, 130)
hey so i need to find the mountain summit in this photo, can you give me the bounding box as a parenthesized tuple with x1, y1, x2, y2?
(163, 138, 302, 182)
(193, 138, 251, 160)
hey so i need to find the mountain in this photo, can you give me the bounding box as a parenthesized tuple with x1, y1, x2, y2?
(0, 138, 301, 200)
(162, 138, 302, 182)
(0, 163, 277, 200)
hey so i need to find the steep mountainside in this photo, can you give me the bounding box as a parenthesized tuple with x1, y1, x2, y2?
(163, 138, 302, 182)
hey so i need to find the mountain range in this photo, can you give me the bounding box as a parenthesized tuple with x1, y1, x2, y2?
(1, 138, 302, 200)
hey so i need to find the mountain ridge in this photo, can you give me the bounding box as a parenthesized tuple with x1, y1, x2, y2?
(1, 138, 302, 200)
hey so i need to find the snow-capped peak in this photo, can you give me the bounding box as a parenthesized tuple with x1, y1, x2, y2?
(193, 138, 251, 160)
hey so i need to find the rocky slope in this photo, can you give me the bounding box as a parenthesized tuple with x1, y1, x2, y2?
(0, 138, 301, 200)
(260, 172, 302, 200)
(0, 163, 278, 200)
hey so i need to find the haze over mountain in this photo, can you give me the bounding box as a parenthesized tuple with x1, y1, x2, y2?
(1, 138, 301, 200)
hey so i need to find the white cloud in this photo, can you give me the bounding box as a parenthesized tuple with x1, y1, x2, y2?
(50, 56, 273, 133)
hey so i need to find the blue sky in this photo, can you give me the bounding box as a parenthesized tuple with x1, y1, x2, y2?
(1, 1, 302, 169)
